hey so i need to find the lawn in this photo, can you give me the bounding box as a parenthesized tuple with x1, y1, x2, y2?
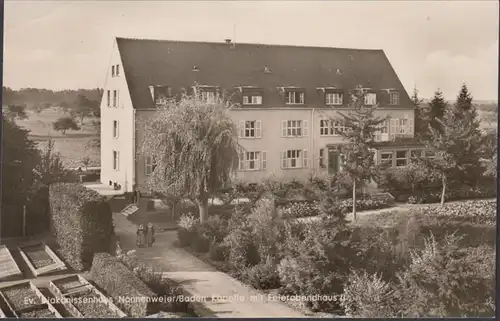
(14, 108, 100, 168)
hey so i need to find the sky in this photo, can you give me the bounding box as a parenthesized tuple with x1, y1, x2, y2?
(3, 0, 499, 101)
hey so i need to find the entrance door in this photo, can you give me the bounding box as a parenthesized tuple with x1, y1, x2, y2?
(328, 148, 339, 174)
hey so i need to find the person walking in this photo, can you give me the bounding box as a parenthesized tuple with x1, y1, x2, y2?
(136, 224, 145, 248)
(146, 222, 155, 247)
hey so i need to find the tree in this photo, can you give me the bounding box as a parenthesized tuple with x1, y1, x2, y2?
(5, 104, 29, 121)
(53, 116, 80, 135)
(423, 99, 483, 205)
(332, 85, 387, 220)
(427, 90, 447, 133)
(1, 115, 40, 205)
(141, 90, 241, 223)
(73, 94, 99, 125)
(411, 87, 427, 141)
(33, 139, 74, 188)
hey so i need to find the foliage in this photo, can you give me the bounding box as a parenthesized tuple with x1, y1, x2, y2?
(90, 253, 156, 317)
(426, 89, 447, 134)
(4, 104, 29, 121)
(49, 183, 114, 270)
(141, 88, 241, 223)
(332, 85, 387, 218)
(223, 220, 260, 270)
(377, 163, 441, 197)
(197, 214, 229, 243)
(277, 216, 359, 312)
(33, 138, 76, 188)
(238, 256, 281, 290)
(1, 116, 40, 205)
(393, 233, 495, 317)
(52, 116, 80, 134)
(73, 94, 100, 125)
(208, 240, 229, 261)
(340, 271, 397, 317)
(191, 234, 210, 253)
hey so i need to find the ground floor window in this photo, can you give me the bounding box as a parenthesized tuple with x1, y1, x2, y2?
(239, 151, 266, 171)
(281, 149, 308, 169)
(396, 150, 408, 167)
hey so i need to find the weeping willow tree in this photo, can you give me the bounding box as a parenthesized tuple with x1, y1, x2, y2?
(141, 89, 241, 223)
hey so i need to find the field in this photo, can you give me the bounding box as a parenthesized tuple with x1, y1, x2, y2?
(14, 108, 100, 168)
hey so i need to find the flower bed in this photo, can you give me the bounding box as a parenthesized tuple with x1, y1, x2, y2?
(2, 284, 41, 311)
(0, 245, 23, 282)
(49, 274, 126, 318)
(0, 281, 62, 318)
(22, 244, 54, 269)
(19, 307, 58, 318)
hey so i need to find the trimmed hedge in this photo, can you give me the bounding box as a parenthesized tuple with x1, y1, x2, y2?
(49, 183, 114, 270)
(90, 253, 156, 317)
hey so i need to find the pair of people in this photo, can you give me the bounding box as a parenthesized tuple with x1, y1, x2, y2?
(136, 222, 155, 247)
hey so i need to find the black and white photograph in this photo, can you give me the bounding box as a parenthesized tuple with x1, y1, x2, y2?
(0, 0, 497, 318)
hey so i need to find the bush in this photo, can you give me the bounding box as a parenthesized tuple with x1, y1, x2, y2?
(90, 253, 156, 317)
(177, 213, 199, 247)
(340, 272, 397, 317)
(411, 184, 496, 204)
(246, 198, 283, 260)
(223, 226, 260, 270)
(191, 234, 210, 253)
(208, 241, 228, 261)
(198, 215, 228, 243)
(393, 233, 495, 317)
(238, 257, 281, 290)
(49, 183, 114, 271)
(277, 216, 360, 312)
(378, 164, 440, 199)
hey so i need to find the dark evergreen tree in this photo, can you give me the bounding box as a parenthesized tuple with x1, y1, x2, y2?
(427, 89, 447, 133)
(411, 86, 427, 140)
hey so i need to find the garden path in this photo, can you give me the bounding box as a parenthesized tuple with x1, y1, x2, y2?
(113, 213, 306, 318)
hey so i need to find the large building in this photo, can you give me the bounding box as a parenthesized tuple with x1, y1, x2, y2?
(100, 37, 428, 194)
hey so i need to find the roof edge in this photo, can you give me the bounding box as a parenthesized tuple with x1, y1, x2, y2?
(115, 36, 384, 52)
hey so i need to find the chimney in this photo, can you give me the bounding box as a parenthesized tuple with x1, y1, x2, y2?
(225, 39, 232, 44)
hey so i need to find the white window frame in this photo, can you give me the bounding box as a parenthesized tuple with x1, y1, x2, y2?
(285, 91, 305, 105)
(325, 92, 343, 105)
(242, 95, 263, 105)
(281, 149, 308, 169)
(201, 91, 216, 103)
(389, 92, 399, 105)
(238, 151, 267, 171)
(113, 120, 119, 138)
(239, 120, 262, 139)
(116, 64, 120, 76)
(113, 150, 119, 171)
(282, 120, 308, 137)
(395, 150, 408, 167)
(375, 120, 389, 142)
(364, 93, 377, 105)
(380, 151, 394, 167)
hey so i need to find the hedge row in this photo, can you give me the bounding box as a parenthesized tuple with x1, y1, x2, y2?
(90, 253, 156, 317)
(49, 183, 114, 271)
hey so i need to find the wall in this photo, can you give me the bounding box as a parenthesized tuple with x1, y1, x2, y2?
(100, 40, 135, 192)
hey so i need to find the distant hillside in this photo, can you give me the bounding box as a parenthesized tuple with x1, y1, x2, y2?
(2, 87, 103, 109)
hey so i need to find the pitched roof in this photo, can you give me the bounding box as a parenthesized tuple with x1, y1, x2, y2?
(116, 37, 412, 110)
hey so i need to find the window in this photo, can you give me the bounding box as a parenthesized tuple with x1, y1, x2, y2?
(239, 120, 262, 138)
(201, 91, 216, 103)
(281, 149, 308, 169)
(145, 156, 156, 175)
(107, 90, 110, 107)
(319, 148, 325, 168)
(282, 120, 308, 137)
(113, 150, 119, 170)
(113, 90, 117, 107)
(111, 65, 115, 77)
(243, 95, 262, 105)
(319, 119, 345, 136)
(116, 64, 120, 76)
(325, 92, 343, 105)
(364, 93, 376, 105)
(285, 91, 305, 104)
(238, 151, 266, 171)
(380, 152, 393, 167)
(375, 120, 389, 141)
(113, 120, 119, 138)
(399, 119, 408, 134)
(424, 150, 436, 159)
(396, 150, 408, 167)
(410, 149, 422, 161)
(389, 92, 399, 105)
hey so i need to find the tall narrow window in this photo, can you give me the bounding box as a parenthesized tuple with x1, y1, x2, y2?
(113, 150, 119, 170)
(113, 90, 117, 107)
(113, 120, 119, 138)
(319, 148, 325, 168)
(116, 64, 120, 76)
(111, 65, 115, 77)
(107, 90, 110, 107)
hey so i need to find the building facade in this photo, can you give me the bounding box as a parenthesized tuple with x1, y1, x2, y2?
(100, 37, 425, 193)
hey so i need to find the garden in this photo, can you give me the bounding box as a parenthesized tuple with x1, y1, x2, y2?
(174, 174, 496, 317)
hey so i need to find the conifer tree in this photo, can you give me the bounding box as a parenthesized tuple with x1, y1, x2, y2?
(411, 86, 427, 141)
(333, 85, 386, 220)
(427, 89, 447, 133)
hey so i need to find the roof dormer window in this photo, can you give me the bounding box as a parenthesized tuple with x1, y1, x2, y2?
(238, 86, 263, 106)
(325, 91, 343, 106)
(194, 85, 219, 103)
(149, 85, 171, 106)
(279, 87, 305, 105)
(389, 92, 400, 105)
(364, 92, 377, 106)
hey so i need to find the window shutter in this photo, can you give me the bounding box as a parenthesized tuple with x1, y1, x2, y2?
(239, 121, 245, 138)
(303, 120, 308, 137)
(261, 151, 267, 170)
(239, 152, 245, 171)
(256, 120, 262, 138)
(390, 118, 398, 139)
(280, 151, 287, 169)
(303, 149, 308, 168)
(281, 120, 287, 137)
